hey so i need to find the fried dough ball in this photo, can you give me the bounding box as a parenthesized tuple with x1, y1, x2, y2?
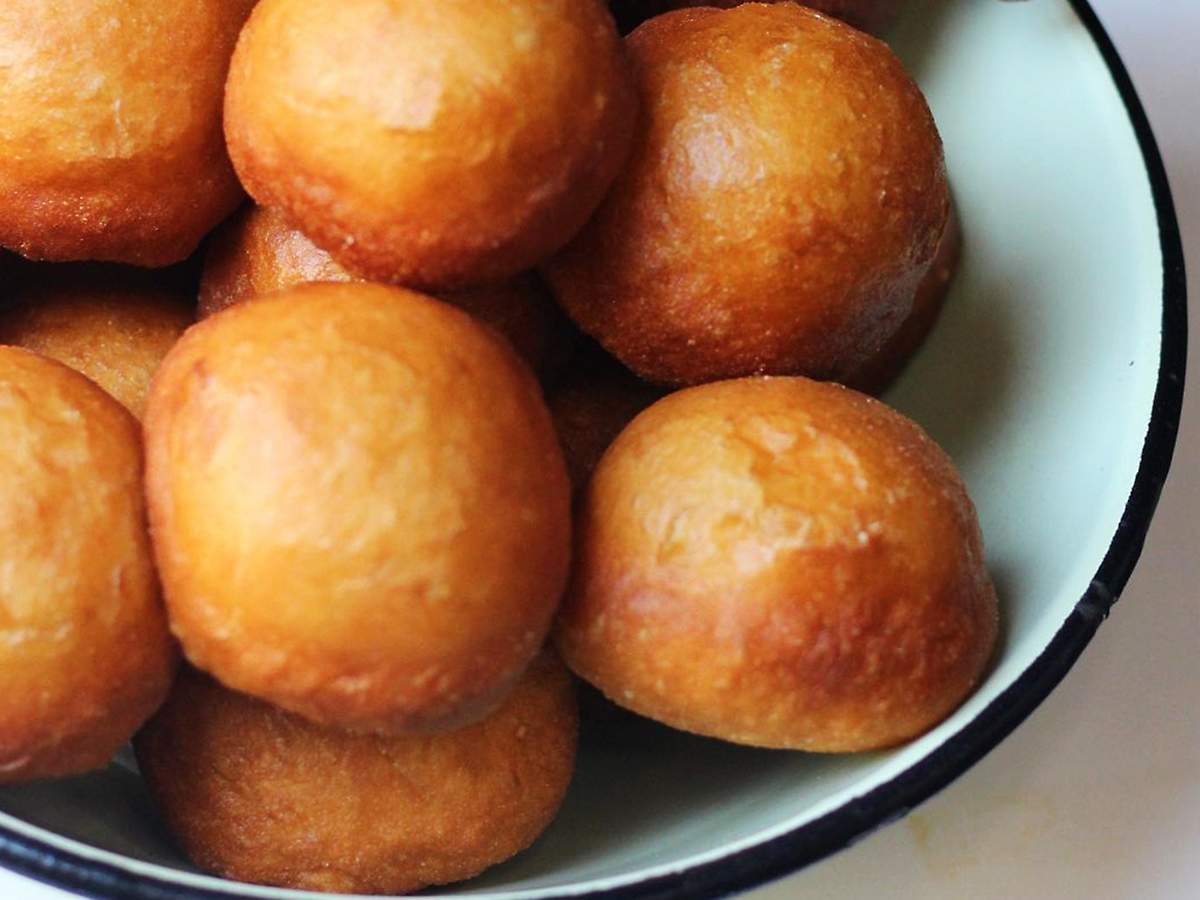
(135, 655, 577, 894)
(544, 5, 949, 386)
(0, 348, 176, 783)
(612, 1, 903, 37)
(199, 206, 565, 373)
(846, 200, 962, 394)
(198, 206, 348, 318)
(145, 283, 571, 734)
(557, 377, 998, 752)
(548, 345, 664, 491)
(0, 0, 255, 266)
(224, 0, 637, 290)
(0, 278, 194, 419)
(446, 277, 572, 380)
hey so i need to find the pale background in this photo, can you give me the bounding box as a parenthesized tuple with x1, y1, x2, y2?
(2, 1, 1196, 898)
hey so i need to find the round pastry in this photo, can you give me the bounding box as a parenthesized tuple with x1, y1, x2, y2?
(442, 276, 571, 379)
(198, 206, 349, 319)
(547, 344, 664, 491)
(144, 282, 571, 734)
(544, 4, 949, 386)
(0, 276, 194, 419)
(0, 347, 176, 783)
(846, 200, 962, 394)
(0, 0, 254, 266)
(224, 0, 637, 290)
(611, 0, 903, 37)
(199, 206, 565, 373)
(557, 377, 998, 752)
(135, 654, 577, 894)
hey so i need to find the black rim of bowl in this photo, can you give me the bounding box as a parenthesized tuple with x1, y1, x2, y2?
(0, 1, 1187, 898)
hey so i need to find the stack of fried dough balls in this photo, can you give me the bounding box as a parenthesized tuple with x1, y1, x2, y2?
(141, 282, 574, 890)
(0, 0, 1000, 894)
(547, 197, 962, 486)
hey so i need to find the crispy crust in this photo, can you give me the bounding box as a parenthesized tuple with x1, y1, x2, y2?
(556, 377, 998, 751)
(135, 655, 577, 893)
(0, 347, 176, 782)
(224, 0, 637, 290)
(0, 276, 194, 419)
(0, 0, 254, 266)
(544, 4, 949, 385)
(144, 283, 572, 734)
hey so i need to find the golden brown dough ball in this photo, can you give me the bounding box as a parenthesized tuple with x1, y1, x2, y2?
(224, 0, 637, 290)
(198, 206, 349, 319)
(612, 1, 903, 37)
(0, 0, 255, 266)
(548, 345, 664, 491)
(145, 282, 571, 735)
(0, 348, 176, 783)
(846, 200, 962, 394)
(199, 206, 565, 374)
(135, 655, 577, 894)
(544, 5, 949, 386)
(557, 377, 997, 751)
(445, 277, 573, 380)
(0, 278, 194, 419)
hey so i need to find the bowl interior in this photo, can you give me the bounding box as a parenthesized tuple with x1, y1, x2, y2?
(0, 1, 1170, 897)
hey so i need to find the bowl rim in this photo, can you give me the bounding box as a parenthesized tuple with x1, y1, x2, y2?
(0, 1, 1187, 898)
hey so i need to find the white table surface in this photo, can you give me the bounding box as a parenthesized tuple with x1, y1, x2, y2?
(4, 1, 1197, 898)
